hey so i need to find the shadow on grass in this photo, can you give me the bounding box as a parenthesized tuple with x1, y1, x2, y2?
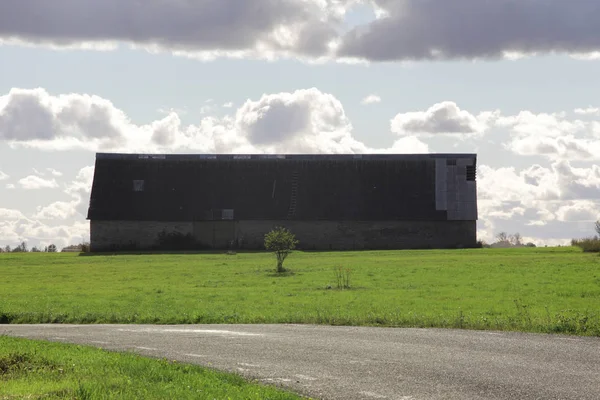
(78, 250, 265, 257)
(266, 270, 296, 277)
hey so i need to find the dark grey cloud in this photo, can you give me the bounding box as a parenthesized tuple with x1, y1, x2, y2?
(339, 0, 600, 61)
(0, 0, 338, 56)
(0, 90, 56, 140)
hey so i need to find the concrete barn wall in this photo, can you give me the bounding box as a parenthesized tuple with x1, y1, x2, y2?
(91, 220, 476, 251)
(90, 220, 193, 251)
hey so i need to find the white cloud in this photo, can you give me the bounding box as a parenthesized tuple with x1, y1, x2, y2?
(18, 175, 59, 190)
(223, 102, 234, 108)
(361, 95, 381, 105)
(0, 170, 8, 181)
(500, 110, 600, 160)
(47, 168, 63, 177)
(476, 160, 600, 244)
(497, 111, 586, 138)
(0, 216, 89, 249)
(6, 183, 15, 189)
(234, 88, 367, 154)
(555, 201, 600, 222)
(34, 201, 78, 220)
(0, 208, 26, 220)
(64, 166, 95, 217)
(574, 107, 600, 116)
(391, 102, 495, 136)
(0, 166, 94, 248)
(1, 87, 385, 155)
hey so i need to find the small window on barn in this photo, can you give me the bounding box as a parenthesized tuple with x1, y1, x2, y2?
(222, 209, 234, 220)
(466, 166, 476, 181)
(133, 180, 145, 192)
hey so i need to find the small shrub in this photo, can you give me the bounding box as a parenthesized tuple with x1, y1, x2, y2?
(333, 266, 352, 289)
(264, 227, 299, 273)
(571, 237, 600, 253)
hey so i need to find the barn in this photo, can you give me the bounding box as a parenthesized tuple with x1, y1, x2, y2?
(87, 153, 478, 252)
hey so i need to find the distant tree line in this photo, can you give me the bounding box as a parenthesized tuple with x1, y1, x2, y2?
(571, 220, 600, 253)
(0, 242, 90, 253)
(478, 232, 536, 248)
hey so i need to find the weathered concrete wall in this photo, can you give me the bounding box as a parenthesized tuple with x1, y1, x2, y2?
(236, 220, 475, 250)
(91, 220, 476, 251)
(90, 220, 193, 251)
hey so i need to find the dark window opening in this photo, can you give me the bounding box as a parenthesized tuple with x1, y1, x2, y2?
(446, 159, 457, 166)
(466, 166, 476, 181)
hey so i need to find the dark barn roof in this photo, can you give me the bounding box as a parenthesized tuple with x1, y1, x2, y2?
(87, 153, 477, 222)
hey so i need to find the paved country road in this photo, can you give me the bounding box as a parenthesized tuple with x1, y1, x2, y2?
(1, 325, 599, 400)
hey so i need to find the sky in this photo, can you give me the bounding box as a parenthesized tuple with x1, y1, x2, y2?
(1, 0, 600, 250)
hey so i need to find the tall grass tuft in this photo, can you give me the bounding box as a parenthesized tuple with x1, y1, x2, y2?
(333, 266, 352, 289)
(571, 237, 600, 253)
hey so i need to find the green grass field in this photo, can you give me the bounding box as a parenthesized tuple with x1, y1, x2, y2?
(1, 247, 599, 335)
(0, 336, 305, 399)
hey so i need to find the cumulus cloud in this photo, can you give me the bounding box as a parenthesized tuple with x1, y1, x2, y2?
(391, 102, 495, 136)
(500, 111, 600, 160)
(234, 88, 368, 153)
(574, 107, 600, 116)
(361, 95, 381, 105)
(0, 170, 8, 181)
(18, 175, 59, 190)
(34, 201, 79, 220)
(0, 0, 346, 60)
(555, 201, 600, 222)
(476, 160, 600, 244)
(0, 208, 26, 220)
(1, 166, 94, 249)
(0, 214, 89, 249)
(1, 87, 432, 155)
(338, 0, 600, 61)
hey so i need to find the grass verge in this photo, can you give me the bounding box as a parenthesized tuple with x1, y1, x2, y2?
(1, 247, 599, 335)
(0, 336, 305, 399)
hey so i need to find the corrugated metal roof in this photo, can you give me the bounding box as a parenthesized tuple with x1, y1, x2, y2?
(88, 154, 477, 222)
(96, 153, 477, 161)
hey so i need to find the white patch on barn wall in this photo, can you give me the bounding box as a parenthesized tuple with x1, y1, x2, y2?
(435, 156, 477, 220)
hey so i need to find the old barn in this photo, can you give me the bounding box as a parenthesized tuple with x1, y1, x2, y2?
(87, 153, 478, 251)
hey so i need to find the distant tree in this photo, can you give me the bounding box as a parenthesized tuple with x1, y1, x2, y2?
(4, 245, 11, 253)
(595, 220, 600, 237)
(510, 233, 522, 246)
(525, 242, 537, 248)
(264, 227, 299, 273)
(496, 232, 508, 243)
(31, 246, 41, 252)
(47, 244, 57, 253)
(12, 241, 28, 252)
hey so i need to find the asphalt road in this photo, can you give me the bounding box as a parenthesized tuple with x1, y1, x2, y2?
(1, 324, 599, 400)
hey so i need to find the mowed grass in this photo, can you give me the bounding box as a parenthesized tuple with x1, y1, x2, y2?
(1, 247, 600, 335)
(0, 336, 305, 399)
